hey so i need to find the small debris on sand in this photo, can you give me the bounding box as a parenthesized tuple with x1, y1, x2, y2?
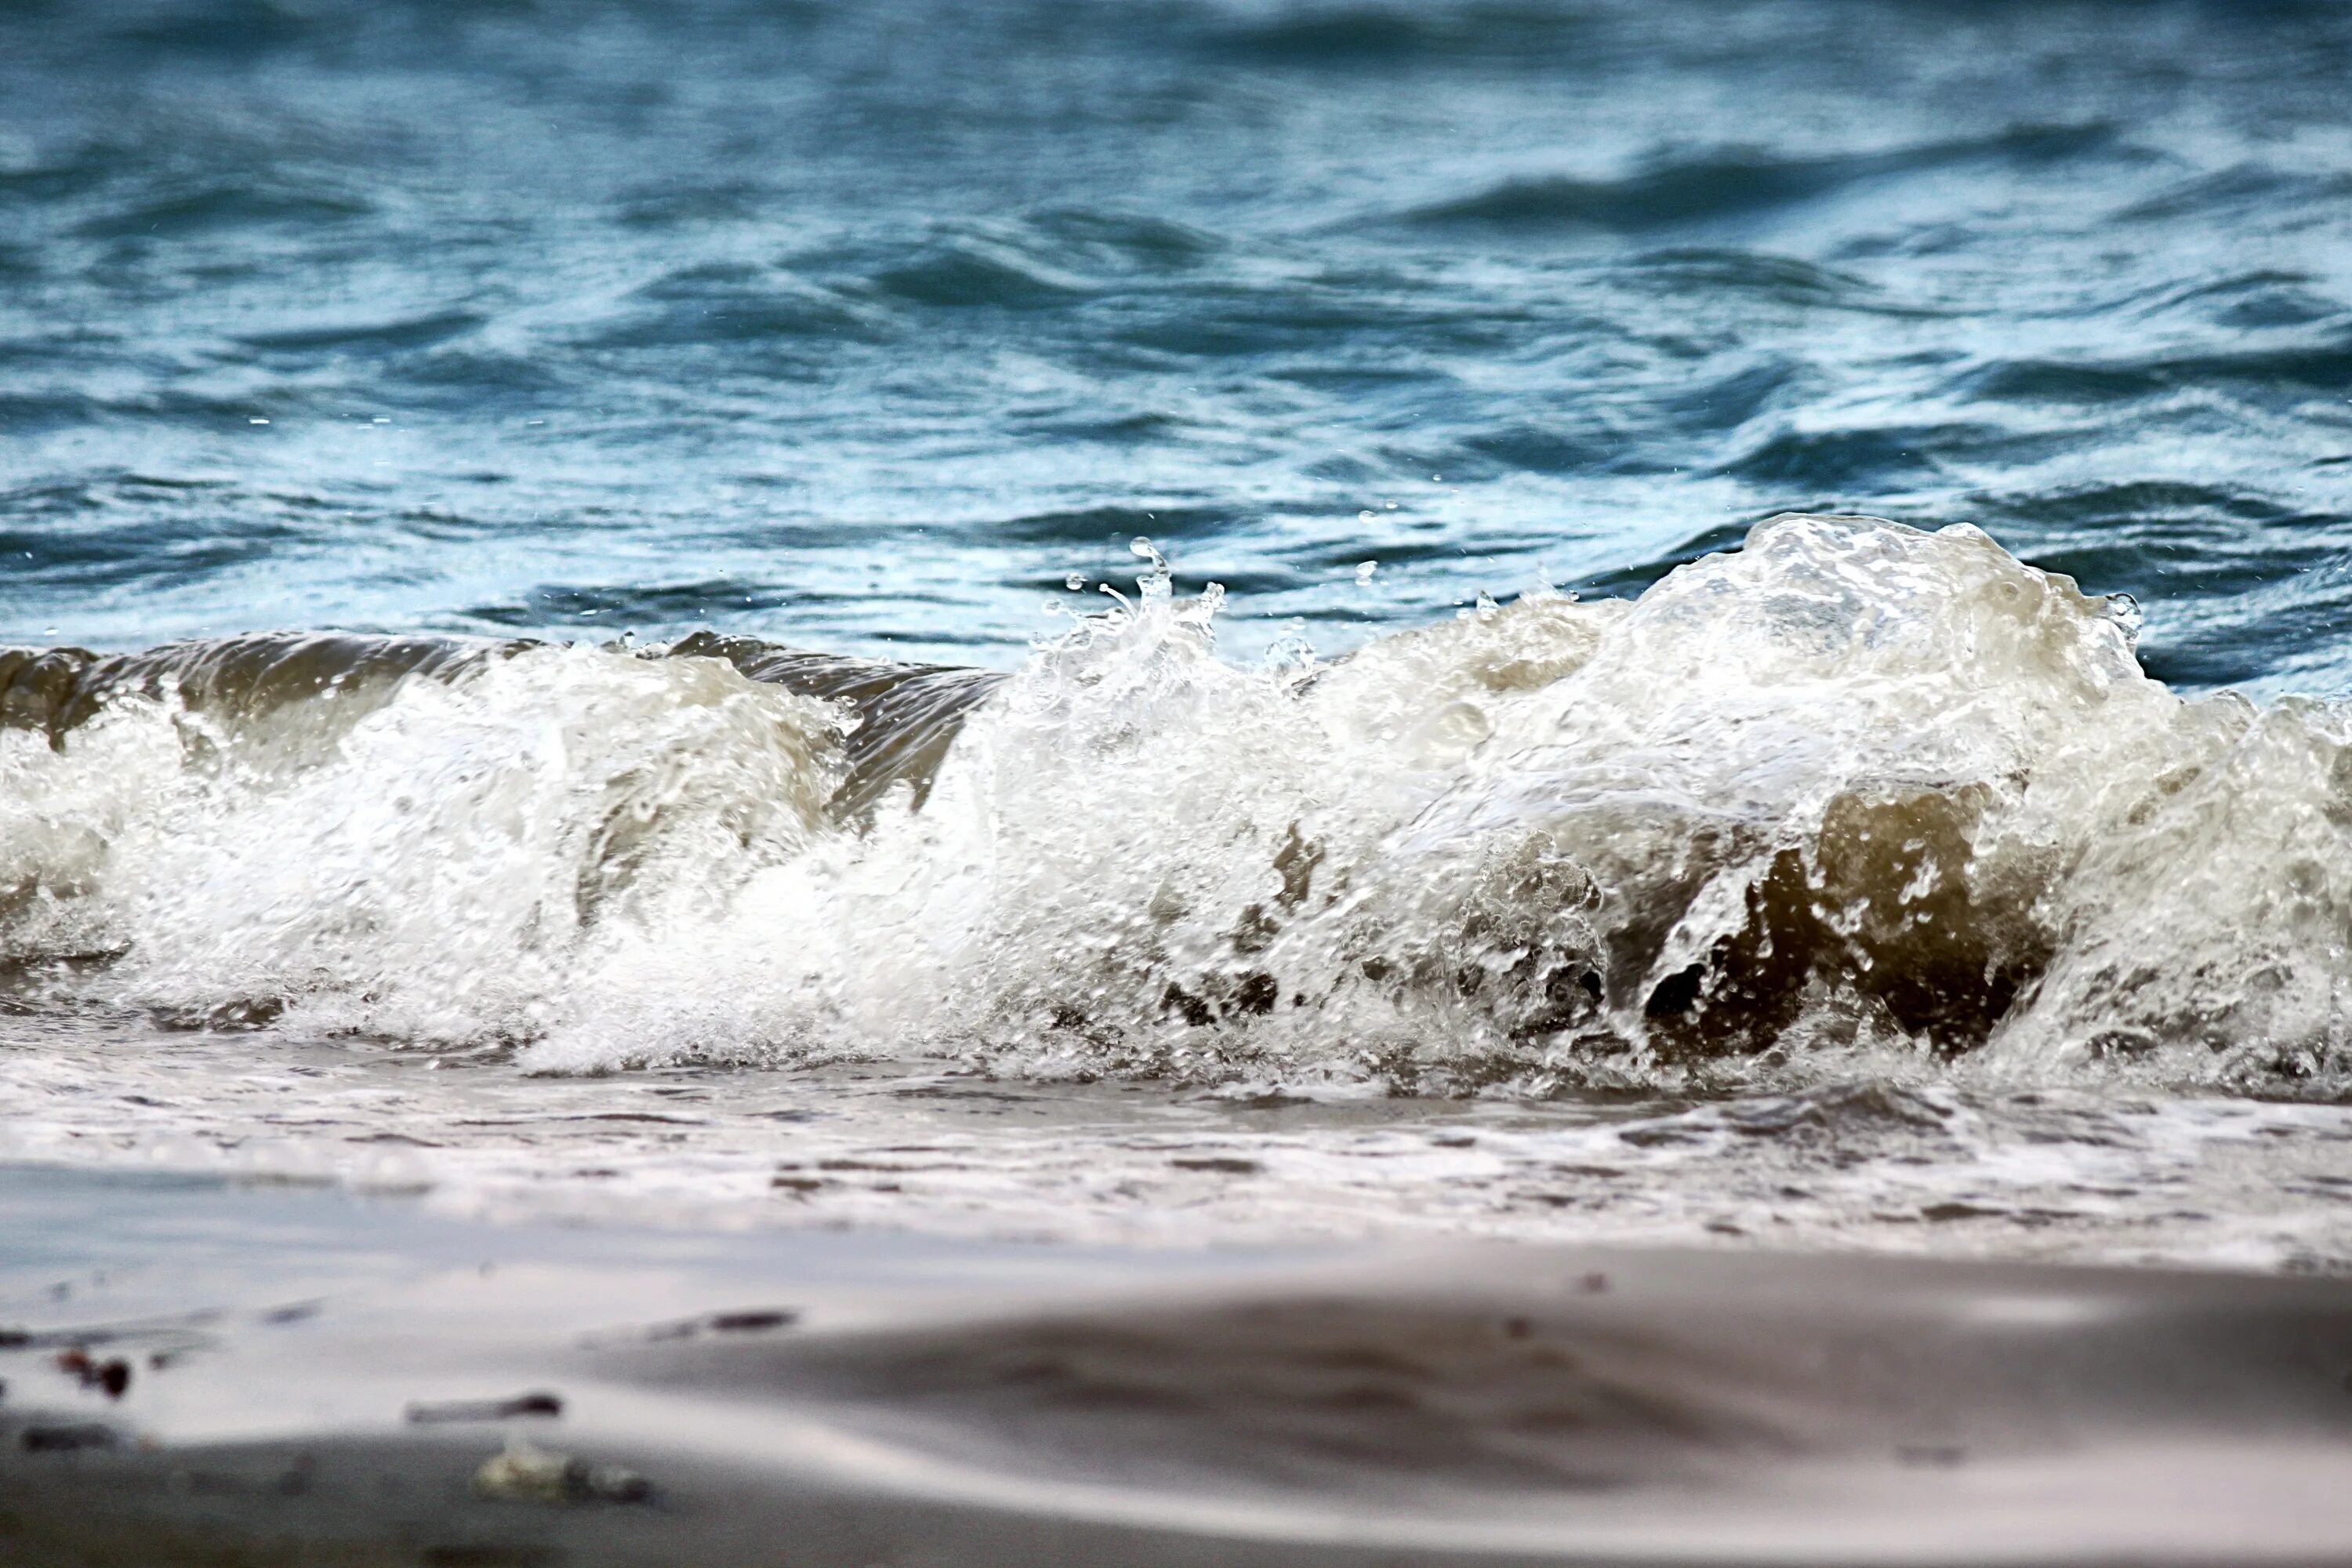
(706, 1310, 795, 1333)
(406, 1392, 564, 1425)
(21, 1423, 117, 1453)
(643, 1306, 800, 1341)
(56, 1348, 132, 1399)
(472, 1437, 649, 1504)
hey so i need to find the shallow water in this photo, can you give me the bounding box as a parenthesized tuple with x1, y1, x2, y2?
(4, 1, 2352, 1272)
(7, 1025, 2352, 1271)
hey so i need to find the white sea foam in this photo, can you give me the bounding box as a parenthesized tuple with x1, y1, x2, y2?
(2, 515, 2347, 1096)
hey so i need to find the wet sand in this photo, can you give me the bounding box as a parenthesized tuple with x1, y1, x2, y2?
(4, 1166, 2350, 1566)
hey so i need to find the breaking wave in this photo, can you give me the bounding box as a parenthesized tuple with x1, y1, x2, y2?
(2, 515, 2347, 1096)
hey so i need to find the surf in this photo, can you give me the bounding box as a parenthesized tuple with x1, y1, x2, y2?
(0, 515, 2343, 1099)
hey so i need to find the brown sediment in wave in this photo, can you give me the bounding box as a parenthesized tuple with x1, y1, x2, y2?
(659, 630, 1006, 818)
(0, 635, 522, 742)
(0, 630, 1004, 826)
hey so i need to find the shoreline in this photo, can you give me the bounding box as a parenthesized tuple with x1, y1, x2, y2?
(5, 1166, 2350, 1566)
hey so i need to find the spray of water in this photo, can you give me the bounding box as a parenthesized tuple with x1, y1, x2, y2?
(0, 516, 2343, 1097)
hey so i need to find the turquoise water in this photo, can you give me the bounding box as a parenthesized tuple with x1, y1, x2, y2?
(2, 0, 2349, 685)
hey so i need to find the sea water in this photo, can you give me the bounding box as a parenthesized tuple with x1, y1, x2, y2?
(2, 0, 2351, 1270)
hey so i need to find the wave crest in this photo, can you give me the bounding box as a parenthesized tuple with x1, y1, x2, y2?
(2, 515, 2346, 1096)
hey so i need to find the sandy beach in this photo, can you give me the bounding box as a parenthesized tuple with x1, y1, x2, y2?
(5, 1165, 2350, 1566)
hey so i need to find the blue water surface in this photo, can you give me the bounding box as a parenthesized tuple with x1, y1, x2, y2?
(2, 0, 2349, 689)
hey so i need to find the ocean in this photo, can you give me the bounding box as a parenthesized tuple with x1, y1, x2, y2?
(3, 3, 2352, 1560)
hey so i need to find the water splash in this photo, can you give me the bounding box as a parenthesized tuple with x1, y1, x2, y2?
(1, 516, 2346, 1098)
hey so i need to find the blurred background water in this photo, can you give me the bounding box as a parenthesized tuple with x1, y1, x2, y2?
(1, 0, 2347, 688)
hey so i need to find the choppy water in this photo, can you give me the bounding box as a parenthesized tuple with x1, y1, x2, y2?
(4, 0, 2352, 1265)
(5, 0, 2351, 681)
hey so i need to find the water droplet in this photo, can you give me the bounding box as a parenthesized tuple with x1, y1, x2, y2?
(1065, 572, 1086, 591)
(1129, 536, 1171, 585)
(1355, 561, 1377, 585)
(1358, 509, 1376, 523)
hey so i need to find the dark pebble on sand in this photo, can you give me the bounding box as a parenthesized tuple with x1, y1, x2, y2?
(406, 1392, 564, 1424)
(22, 1423, 115, 1452)
(56, 1348, 131, 1398)
(644, 1307, 801, 1340)
(707, 1309, 797, 1332)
